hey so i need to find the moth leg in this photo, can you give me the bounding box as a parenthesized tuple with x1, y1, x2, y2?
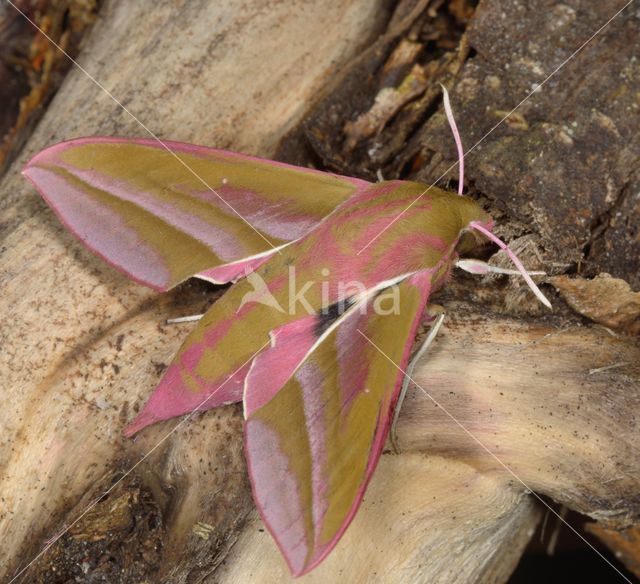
(456, 258, 545, 277)
(390, 311, 446, 454)
(166, 314, 204, 324)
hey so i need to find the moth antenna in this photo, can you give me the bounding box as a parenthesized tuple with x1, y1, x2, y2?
(376, 169, 385, 182)
(441, 84, 464, 195)
(166, 314, 204, 324)
(469, 221, 552, 309)
(441, 87, 549, 308)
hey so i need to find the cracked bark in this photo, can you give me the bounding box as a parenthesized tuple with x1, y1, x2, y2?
(285, 0, 640, 288)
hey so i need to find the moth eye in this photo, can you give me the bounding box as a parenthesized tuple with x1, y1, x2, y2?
(455, 231, 481, 255)
(314, 297, 355, 337)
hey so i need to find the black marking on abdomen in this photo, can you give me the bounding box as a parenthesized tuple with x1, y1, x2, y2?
(315, 297, 355, 337)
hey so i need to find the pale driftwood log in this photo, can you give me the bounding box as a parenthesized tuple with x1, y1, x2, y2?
(1, 1, 639, 583)
(218, 456, 541, 583)
(0, 0, 392, 580)
(399, 308, 640, 526)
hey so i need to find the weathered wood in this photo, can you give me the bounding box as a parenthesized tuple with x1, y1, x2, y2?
(0, 0, 392, 580)
(399, 306, 640, 525)
(586, 523, 640, 579)
(216, 455, 541, 583)
(0, 0, 98, 176)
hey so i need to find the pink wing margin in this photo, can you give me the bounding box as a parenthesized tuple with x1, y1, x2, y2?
(23, 137, 369, 290)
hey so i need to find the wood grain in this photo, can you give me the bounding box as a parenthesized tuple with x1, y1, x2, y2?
(0, 0, 391, 580)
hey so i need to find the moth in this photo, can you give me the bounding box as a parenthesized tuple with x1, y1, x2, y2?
(23, 94, 548, 576)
